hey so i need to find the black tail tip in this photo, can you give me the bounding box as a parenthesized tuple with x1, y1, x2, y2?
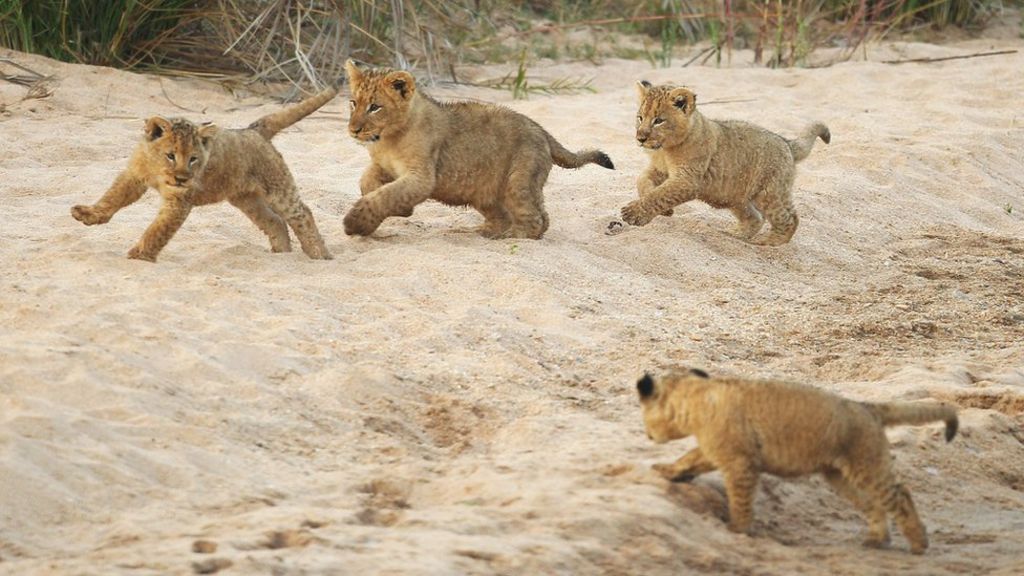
(689, 367, 709, 379)
(637, 373, 655, 398)
(945, 416, 959, 442)
(595, 152, 615, 170)
(820, 128, 832, 145)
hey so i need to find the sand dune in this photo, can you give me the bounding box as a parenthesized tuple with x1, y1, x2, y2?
(1, 38, 1022, 575)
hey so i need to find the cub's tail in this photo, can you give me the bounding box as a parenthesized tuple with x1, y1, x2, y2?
(545, 133, 615, 170)
(787, 121, 830, 163)
(248, 85, 339, 140)
(864, 401, 959, 442)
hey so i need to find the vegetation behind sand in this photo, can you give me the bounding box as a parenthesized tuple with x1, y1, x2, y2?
(0, 1, 1013, 94)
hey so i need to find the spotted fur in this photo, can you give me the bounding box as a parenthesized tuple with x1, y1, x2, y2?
(72, 87, 337, 262)
(637, 367, 957, 554)
(621, 82, 829, 245)
(342, 60, 614, 240)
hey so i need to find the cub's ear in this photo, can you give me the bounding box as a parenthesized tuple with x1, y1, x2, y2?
(344, 59, 363, 88)
(689, 367, 709, 379)
(636, 80, 652, 100)
(144, 116, 172, 141)
(386, 70, 415, 100)
(198, 122, 219, 147)
(637, 373, 655, 399)
(668, 87, 696, 113)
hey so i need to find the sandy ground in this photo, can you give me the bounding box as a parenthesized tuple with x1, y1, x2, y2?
(1, 36, 1023, 575)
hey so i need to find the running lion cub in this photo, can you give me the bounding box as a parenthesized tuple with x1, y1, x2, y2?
(636, 367, 958, 554)
(621, 81, 829, 245)
(342, 60, 615, 239)
(72, 87, 337, 262)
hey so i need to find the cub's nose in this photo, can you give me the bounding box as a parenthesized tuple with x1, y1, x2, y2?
(637, 135, 648, 143)
(174, 176, 189, 185)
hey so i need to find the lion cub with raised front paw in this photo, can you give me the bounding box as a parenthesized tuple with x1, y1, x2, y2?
(72, 87, 337, 262)
(342, 60, 614, 239)
(636, 367, 958, 554)
(620, 82, 829, 245)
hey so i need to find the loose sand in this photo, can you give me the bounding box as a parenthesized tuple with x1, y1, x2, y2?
(1, 37, 1022, 575)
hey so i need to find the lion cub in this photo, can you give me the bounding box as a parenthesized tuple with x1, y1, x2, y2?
(636, 367, 958, 554)
(72, 87, 337, 262)
(620, 82, 829, 245)
(342, 60, 614, 239)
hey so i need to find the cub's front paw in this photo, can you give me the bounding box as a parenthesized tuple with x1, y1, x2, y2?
(621, 201, 655, 226)
(652, 462, 696, 483)
(343, 200, 382, 236)
(127, 246, 157, 262)
(71, 205, 109, 225)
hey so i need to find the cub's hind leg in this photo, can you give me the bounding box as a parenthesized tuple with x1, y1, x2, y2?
(262, 178, 331, 260)
(476, 203, 512, 239)
(824, 468, 891, 549)
(72, 172, 146, 226)
(500, 156, 552, 240)
(729, 202, 764, 240)
(638, 166, 673, 217)
(753, 171, 798, 246)
(866, 478, 927, 554)
(230, 192, 291, 253)
(844, 440, 928, 554)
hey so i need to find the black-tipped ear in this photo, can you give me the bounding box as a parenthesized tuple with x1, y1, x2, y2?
(640, 80, 652, 88)
(384, 70, 415, 100)
(669, 88, 695, 113)
(144, 116, 171, 141)
(689, 368, 709, 379)
(637, 373, 655, 398)
(392, 78, 407, 96)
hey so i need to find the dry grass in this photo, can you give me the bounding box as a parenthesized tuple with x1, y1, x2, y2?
(0, 1, 1011, 97)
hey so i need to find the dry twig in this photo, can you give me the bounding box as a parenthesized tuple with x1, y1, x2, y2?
(881, 49, 1017, 65)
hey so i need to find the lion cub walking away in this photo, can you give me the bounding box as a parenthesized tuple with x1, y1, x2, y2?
(636, 368, 958, 554)
(72, 87, 337, 262)
(621, 82, 829, 245)
(342, 60, 615, 240)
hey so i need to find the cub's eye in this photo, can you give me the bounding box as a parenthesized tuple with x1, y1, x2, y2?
(189, 156, 198, 165)
(368, 103, 381, 113)
(349, 100, 356, 110)
(653, 118, 665, 126)
(165, 153, 175, 162)
(637, 115, 643, 122)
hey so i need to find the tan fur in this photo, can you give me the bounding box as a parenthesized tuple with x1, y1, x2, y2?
(621, 81, 830, 245)
(71, 87, 337, 262)
(636, 368, 958, 554)
(342, 60, 614, 239)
